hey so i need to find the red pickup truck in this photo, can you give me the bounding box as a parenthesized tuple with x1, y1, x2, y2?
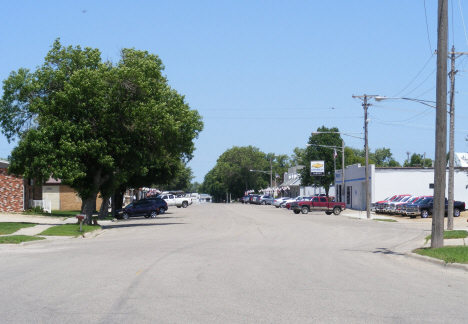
(290, 196, 346, 215)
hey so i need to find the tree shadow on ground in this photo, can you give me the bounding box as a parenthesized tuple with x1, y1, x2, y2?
(102, 222, 186, 229)
(373, 248, 405, 256)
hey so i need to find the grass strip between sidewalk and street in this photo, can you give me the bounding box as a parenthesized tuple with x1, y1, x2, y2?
(0, 222, 37, 235)
(414, 246, 468, 264)
(424, 230, 468, 244)
(38, 224, 101, 237)
(372, 219, 397, 222)
(0, 235, 45, 244)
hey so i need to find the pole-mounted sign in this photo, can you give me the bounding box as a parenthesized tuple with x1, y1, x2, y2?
(310, 160, 325, 176)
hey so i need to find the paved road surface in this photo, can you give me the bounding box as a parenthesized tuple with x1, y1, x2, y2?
(1, 204, 468, 323)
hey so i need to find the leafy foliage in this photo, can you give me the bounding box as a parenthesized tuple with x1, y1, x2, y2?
(403, 153, 432, 167)
(0, 39, 203, 221)
(299, 126, 343, 197)
(200, 146, 271, 199)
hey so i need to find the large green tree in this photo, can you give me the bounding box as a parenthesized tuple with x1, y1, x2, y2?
(201, 146, 270, 200)
(0, 39, 203, 222)
(299, 126, 343, 198)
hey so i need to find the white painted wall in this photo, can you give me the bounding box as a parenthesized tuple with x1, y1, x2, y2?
(335, 165, 468, 211)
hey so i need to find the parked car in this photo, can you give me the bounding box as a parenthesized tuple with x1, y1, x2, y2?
(144, 196, 169, 214)
(405, 197, 465, 218)
(250, 195, 261, 204)
(273, 197, 290, 208)
(115, 200, 162, 219)
(291, 196, 346, 215)
(259, 195, 274, 205)
(159, 193, 191, 208)
(285, 197, 312, 210)
(280, 196, 309, 208)
(386, 195, 413, 214)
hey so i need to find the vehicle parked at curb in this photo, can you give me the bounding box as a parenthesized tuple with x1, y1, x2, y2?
(257, 195, 274, 205)
(280, 196, 310, 208)
(144, 196, 169, 214)
(273, 197, 290, 208)
(115, 200, 162, 219)
(405, 197, 465, 218)
(385, 195, 413, 214)
(291, 196, 346, 215)
(250, 195, 261, 204)
(159, 193, 191, 208)
(285, 197, 312, 210)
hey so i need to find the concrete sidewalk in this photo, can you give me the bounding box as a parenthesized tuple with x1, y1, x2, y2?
(0, 213, 114, 237)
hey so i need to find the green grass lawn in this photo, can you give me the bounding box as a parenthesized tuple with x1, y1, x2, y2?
(0, 222, 36, 235)
(373, 218, 398, 222)
(38, 224, 101, 237)
(0, 235, 45, 244)
(415, 246, 468, 264)
(424, 230, 468, 243)
(22, 210, 114, 220)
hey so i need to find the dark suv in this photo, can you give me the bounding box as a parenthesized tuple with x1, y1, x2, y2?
(115, 200, 163, 219)
(145, 196, 169, 214)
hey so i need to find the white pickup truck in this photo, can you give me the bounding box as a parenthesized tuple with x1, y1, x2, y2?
(159, 193, 191, 208)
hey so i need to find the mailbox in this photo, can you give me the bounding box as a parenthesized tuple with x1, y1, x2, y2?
(76, 214, 86, 220)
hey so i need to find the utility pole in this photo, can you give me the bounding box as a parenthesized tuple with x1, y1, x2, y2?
(352, 94, 378, 219)
(406, 151, 411, 165)
(432, 0, 448, 248)
(342, 140, 345, 204)
(423, 152, 426, 167)
(447, 46, 468, 230)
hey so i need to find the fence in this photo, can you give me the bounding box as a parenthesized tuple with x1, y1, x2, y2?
(29, 199, 52, 213)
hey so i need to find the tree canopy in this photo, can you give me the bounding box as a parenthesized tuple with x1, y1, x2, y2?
(0, 39, 203, 221)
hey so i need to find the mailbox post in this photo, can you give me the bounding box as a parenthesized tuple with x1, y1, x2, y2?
(76, 214, 86, 232)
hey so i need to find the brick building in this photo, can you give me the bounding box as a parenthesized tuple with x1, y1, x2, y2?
(43, 177, 103, 211)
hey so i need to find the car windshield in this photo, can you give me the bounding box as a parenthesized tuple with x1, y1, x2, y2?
(420, 198, 433, 204)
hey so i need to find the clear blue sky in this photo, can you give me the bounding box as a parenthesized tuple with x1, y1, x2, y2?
(2, 1, 468, 183)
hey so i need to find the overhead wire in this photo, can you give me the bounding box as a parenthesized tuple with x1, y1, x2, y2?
(393, 54, 435, 97)
(424, 0, 433, 54)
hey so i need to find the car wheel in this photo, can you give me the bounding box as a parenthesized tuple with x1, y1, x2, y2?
(454, 208, 460, 217)
(182, 201, 188, 208)
(333, 207, 341, 215)
(123, 212, 130, 220)
(421, 209, 429, 218)
(301, 206, 309, 214)
(275, 206, 279, 208)
(261, 201, 266, 205)
(325, 212, 332, 215)
(144, 215, 150, 218)
(293, 210, 300, 214)
(159, 207, 165, 215)
(150, 210, 158, 218)
(177, 206, 181, 208)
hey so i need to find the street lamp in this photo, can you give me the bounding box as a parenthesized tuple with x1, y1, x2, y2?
(311, 131, 366, 216)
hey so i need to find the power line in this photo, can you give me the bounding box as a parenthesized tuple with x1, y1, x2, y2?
(424, 0, 433, 54)
(393, 54, 435, 97)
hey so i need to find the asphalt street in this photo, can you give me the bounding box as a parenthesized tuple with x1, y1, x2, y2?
(1, 204, 468, 324)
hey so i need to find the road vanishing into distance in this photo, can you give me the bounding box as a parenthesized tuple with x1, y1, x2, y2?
(1, 203, 468, 323)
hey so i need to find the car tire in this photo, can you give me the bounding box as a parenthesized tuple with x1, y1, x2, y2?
(144, 215, 150, 218)
(454, 208, 460, 217)
(325, 212, 332, 215)
(177, 206, 181, 208)
(182, 201, 188, 208)
(275, 206, 279, 208)
(293, 210, 300, 214)
(261, 201, 266, 205)
(150, 210, 158, 218)
(159, 207, 165, 215)
(421, 209, 429, 218)
(333, 207, 341, 215)
(123, 212, 130, 220)
(301, 207, 309, 214)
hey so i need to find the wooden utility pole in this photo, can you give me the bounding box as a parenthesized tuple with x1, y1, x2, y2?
(432, 0, 448, 248)
(447, 46, 468, 230)
(352, 94, 378, 219)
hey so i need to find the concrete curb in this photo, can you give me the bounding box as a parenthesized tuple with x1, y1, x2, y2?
(405, 251, 468, 272)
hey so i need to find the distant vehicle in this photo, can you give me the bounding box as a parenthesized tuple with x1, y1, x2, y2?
(159, 193, 191, 208)
(115, 200, 162, 219)
(280, 196, 309, 208)
(273, 197, 290, 208)
(405, 197, 465, 218)
(291, 196, 346, 215)
(144, 196, 169, 214)
(259, 195, 274, 205)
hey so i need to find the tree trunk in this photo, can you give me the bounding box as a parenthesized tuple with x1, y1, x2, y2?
(82, 192, 98, 225)
(98, 196, 109, 219)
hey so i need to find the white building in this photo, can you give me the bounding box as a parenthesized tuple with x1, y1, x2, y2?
(334, 162, 468, 211)
(279, 166, 335, 198)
